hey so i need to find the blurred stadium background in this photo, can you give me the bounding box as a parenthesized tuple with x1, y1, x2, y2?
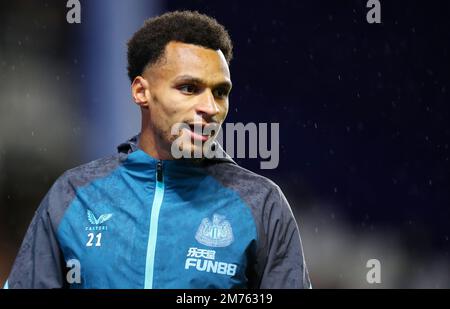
(0, 0, 449, 288)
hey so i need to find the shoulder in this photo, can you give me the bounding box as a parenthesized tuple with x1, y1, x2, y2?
(207, 161, 282, 192)
(41, 154, 124, 217)
(203, 163, 292, 222)
(61, 154, 124, 183)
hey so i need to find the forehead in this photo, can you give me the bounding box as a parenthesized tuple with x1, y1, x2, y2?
(149, 41, 230, 82)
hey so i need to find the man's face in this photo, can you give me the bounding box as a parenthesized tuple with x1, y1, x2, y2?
(136, 41, 232, 159)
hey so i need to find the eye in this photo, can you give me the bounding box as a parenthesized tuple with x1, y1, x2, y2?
(213, 87, 230, 99)
(178, 84, 198, 95)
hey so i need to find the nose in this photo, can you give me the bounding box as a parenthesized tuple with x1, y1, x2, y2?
(195, 89, 220, 118)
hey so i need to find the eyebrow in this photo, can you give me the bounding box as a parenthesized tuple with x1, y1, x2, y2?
(173, 75, 232, 90)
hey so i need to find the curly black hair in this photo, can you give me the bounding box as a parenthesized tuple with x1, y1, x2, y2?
(127, 10, 233, 82)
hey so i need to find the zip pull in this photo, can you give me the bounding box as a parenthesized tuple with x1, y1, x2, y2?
(156, 160, 163, 183)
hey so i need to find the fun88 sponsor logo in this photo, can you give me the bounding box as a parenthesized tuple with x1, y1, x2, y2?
(184, 247, 237, 276)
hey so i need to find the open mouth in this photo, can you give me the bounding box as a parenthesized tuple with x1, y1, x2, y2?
(185, 122, 217, 142)
(185, 123, 210, 142)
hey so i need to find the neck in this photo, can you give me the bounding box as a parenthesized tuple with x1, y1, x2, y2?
(138, 128, 173, 160)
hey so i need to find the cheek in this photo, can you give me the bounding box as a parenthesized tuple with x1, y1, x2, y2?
(163, 103, 187, 127)
(219, 101, 229, 121)
(152, 100, 188, 137)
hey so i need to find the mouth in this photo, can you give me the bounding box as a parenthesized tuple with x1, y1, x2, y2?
(185, 122, 217, 142)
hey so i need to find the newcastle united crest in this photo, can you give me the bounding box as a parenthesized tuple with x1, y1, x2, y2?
(195, 214, 234, 247)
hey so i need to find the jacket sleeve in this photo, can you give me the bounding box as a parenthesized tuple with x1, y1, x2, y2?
(5, 180, 67, 289)
(257, 186, 311, 289)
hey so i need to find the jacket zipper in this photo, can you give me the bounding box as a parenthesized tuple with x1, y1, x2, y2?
(144, 160, 165, 289)
(156, 160, 163, 182)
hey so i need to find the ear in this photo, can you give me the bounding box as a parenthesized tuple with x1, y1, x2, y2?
(131, 76, 151, 108)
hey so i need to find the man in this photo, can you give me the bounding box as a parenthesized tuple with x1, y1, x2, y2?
(4, 11, 311, 289)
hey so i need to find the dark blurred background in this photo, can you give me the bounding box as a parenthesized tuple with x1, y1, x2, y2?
(0, 0, 449, 288)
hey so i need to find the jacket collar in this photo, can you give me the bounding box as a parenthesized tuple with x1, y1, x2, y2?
(117, 133, 236, 165)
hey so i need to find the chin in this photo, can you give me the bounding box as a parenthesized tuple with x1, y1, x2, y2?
(169, 135, 203, 159)
(183, 143, 206, 159)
